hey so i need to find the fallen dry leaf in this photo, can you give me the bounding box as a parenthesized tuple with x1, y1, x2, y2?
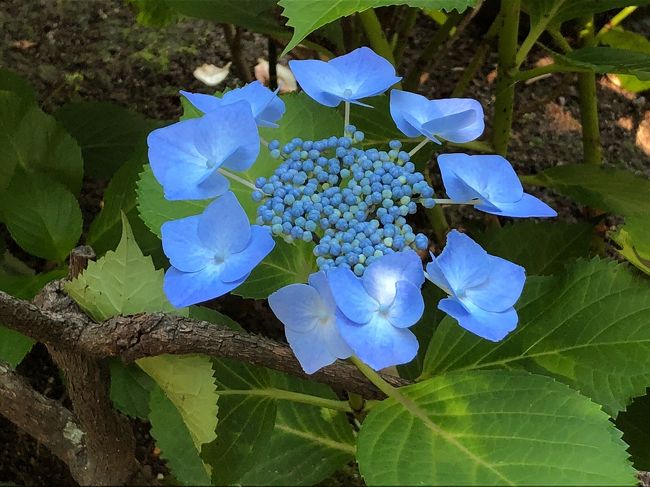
(11, 39, 37, 50)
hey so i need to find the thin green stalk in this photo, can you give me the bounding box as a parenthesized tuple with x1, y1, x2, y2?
(596, 6, 638, 39)
(393, 7, 419, 64)
(358, 9, 397, 66)
(514, 0, 562, 68)
(350, 356, 397, 397)
(216, 388, 353, 413)
(492, 0, 521, 157)
(547, 27, 572, 53)
(514, 62, 588, 81)
(577, 15, 602, 165)
(424, 164, 449, 243)
(403, 10, 463, 90)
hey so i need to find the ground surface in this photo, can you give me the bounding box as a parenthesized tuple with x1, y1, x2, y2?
(0, 0, 649, 485)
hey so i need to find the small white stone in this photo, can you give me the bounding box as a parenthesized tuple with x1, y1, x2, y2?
(193, 62, 231, 86)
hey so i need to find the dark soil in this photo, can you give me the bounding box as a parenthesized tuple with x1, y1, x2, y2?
(1, 0, 649, 485)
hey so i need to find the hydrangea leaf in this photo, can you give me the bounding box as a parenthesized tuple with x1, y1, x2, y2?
(201, 359, 277, 485)
(0, 69, 36, 103)
(521, 164, 650, 218)
(357, 370, 635, 485)
(422, 258, 650, 416)
(558, 47, 650, 81)
(53, 101, 159, 179)
(148, 384, 212, 486)
(0, 90, 83, 194)
(279, 1, 479, 55)
(137, 354, 219, 451)
(0, 327, 34, 368)
(128, 0, 181, 27)
(0, 173, 82, 262)
(472, 221, 593, 276)
(87, 154, 162, 260)
(233, 239, 317, 299)
(239, 371, 355, 486)
(522, 0, 650, 31)
(109, 360, 155, 419)
(599, 28, 650, 93)
(66, 214, 179, 321)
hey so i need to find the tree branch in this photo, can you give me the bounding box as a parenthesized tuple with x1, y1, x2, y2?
(0, 359, 87, 473)
(0, 284, 409, 400)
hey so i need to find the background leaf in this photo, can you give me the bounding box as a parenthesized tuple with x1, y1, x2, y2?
(616, 390, 650, 471)
(0, 173, 82, 262)
(0, 90, 83, 194)
(109, 360, 154, 419)
(54, 101, 159, 179)
(559, 47, 650, 80)
(422, 258, 650, 416)
(357, 370, 635, 485)
(599, 28, 650, 93)
(0, 69, 37, 103)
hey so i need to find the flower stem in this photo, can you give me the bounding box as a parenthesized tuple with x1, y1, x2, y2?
(408, 137, 430, 156)
(344, 101, 350, 133)
(349, 356, 397, 397)
(218, 167, 258, 192)
(433, 198, 479, 205)
(492, 0, 520, 156)
(596, 6, 637, 39)
(216, 388, 353, 413)
(357, 9, 397, 67)
(577, 15, 602, 166)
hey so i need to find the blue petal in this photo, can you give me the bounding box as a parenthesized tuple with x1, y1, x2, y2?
(387, 280, 424, 328)
(328, 47, 401, 100)
(308, 271, 337, 311)
(438, 297, 518, 342)
(464, 255, 525, 312)
(420, 98, 484, 143)
(362, 250, 424, 305)
(390, 89, 429, 138)
(439, 154, 524, 205)
(163, 265, 245, 307)
(161, 215, 211, 272)
(195, 102, 260, 173)
(220, 226, 275, 283)
(477, 193, 558, 218)
(436, 153, 482, 202)
(436, 230, 490, 295)
(161, 162, 230, 200)
(269, 282, 352, 374)
(289, 59, 345, 107)
(222, 81, 285, 127)
(197, 192, 251, 255)
(268, 284, 324, 333)
(328, 267, 378, 324)
(179, 90, 222, 113)
(337, 314, 419, 370)
(425, 256, 453, 295)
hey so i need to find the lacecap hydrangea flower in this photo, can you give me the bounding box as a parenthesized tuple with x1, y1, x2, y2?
(289, 46, 401, 107)
(438, 153, 557, 217)
(426, 230, 525, 341)
(148, 101, 260, 200)
(149, 45, 557, 375)
(180, 80, 286, 127)
(390, 89, 485, 144)
(162, 192, 275, 307)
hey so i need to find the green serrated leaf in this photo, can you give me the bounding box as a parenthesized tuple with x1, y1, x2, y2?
(148, 384, 212, 486)
(0, 173, 82, 262)
(358, 370, 635, 485)
(612, 216, 650, 276)
(202, 359, 277, 485)
(559, 47, 650, 80)
(54, 101, 159, 179)
(422, 258, 650, 416)
(66, 214, 180, 321)
(279, 0, 479, 54)
(87, 153, 162, 259)
(138, 354, 218, 450)
(472, 221, 593, 275)
(0, 90, 83, 194)
(599, 28, 650, 93)
(521, 164, 650, 218)
(239, 371, 355, 486)
(109, 360, 155, 419)
(233, 239, 317, 299)
(522, 1, 650, 30)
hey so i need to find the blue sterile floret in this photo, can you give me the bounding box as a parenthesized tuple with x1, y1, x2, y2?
(252, 130, 434, 275)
